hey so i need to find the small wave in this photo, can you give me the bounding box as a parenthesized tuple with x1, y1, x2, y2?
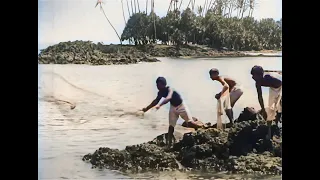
(41, 156, 56, 160)
(91, 128, 120, 131)
(47, 124, 64, 127)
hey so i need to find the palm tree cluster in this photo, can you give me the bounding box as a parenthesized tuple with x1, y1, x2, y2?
(95, 0, 281, 51)
(120, 0, 282, 51)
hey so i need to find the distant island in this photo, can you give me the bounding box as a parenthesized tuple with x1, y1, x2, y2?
(38, 6, 282, 65)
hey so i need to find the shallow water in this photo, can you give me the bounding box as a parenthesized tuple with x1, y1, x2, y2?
(38, 57, 282, 179)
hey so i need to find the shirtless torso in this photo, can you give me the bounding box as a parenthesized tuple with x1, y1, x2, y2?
(221, 77, 237, 92)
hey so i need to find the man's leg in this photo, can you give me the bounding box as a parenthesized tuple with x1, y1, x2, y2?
(168, 106, 179, 147)
(227, 88, 244, 124)
(223, 94, 233, 124)
(266, 87, 281, 140)
(178, 104, 203, 130)
(230, 88, 243, 108)
(225, 109, 234, 124)
(275, 96, 282, 125)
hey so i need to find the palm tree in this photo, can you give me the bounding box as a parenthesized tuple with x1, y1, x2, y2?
(136, 0, 141, 13)
(192, 0, 196, 11)
(248, 0, 255, 17)
(167, 0, 173, 14)
(95, 0, 122, 44)
(151, 0, 156, 43)
(131, 0, 134, 14)
(202, 0, 207, 16)
(126, 0, 131, 17)
(121, 0, 127, 25)
(146, 0, 148, 14)
(178, 0, 183, 10)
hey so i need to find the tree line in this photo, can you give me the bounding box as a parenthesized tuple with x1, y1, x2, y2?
(96, 0, 282, 51)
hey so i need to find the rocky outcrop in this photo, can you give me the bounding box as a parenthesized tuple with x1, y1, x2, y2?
(83, 108, 282, 175)
(38, 41, 278, 65)
(38, 41, 159, 65)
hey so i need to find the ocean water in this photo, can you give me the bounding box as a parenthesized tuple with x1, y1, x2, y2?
(38, 56, 282, 179)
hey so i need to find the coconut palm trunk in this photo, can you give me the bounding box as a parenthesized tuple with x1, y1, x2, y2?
(167, 0, 173, 14)
(131, 0, 134, 14)
(151, 0, 156, 43)
(187, 0, 192, 9)
(136, 0, 141, 12)
(207, 0, 213, 11)
(126, 0, 131, 17)
(229, 3, 233, 18)
(179, 0, 183, 10)
(241, 0, 246, 19)
(146, 0, 148, 14)
(96, 3, 122, 45)
(192, 0, 195, 11)
(121, 0, 127, 25)
(249, 0, 254, 17)
(203, 0, 207, 16)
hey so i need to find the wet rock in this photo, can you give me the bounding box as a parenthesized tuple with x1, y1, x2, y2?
(235, 107, 261, 123)
(83, 107, 282, 175)
(82, 144, 179, 173)
(228, 152, 282, 175)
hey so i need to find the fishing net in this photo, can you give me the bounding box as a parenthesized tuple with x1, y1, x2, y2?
(38, 70, 144, 124)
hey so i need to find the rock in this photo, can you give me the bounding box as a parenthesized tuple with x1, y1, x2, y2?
(83, 143, 179, 173)
(235, 107, 261, 123)
(38, 41, 160, 66)
(83, 107, 282, 175)
(39, 42, 255, 66)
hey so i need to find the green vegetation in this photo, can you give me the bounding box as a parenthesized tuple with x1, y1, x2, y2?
(38, 0, 282, 65)
(121, 8, 282, 51)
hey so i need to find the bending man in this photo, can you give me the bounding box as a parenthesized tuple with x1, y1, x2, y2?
(209, 68, 244, 124)
(251, 65, 282, 138)
(142, 77, 203, 147)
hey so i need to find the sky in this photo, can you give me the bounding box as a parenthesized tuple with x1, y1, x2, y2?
(38, 0, 282, 50)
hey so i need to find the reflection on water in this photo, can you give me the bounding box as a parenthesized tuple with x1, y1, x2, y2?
(38, 57, 282, 179)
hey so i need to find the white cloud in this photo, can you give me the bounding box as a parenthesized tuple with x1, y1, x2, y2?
(38, 0, 282, 49)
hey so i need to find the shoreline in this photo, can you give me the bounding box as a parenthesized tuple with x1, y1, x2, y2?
(38, 41, 282, 65)
(178, 54, 282, 59)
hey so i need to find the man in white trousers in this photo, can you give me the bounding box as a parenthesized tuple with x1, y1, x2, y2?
(142, 77, 203, 147)
(251, 65, 282, 139)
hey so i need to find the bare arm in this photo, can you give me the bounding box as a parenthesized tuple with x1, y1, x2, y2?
(217, 77, 229, 96)
(256, 83, 265, 110)
(143, 94, 162, 112)
(159, 88, 173, 106)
